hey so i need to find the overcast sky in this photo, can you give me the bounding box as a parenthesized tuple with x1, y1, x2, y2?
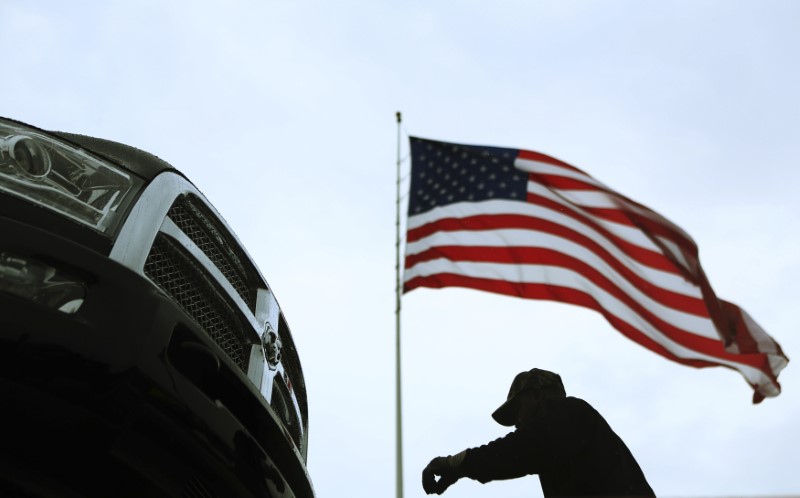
(2, 1, 799, 497)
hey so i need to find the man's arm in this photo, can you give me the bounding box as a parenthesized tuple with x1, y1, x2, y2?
(421, 429, 541, 496)
(460, 428, 543, 483)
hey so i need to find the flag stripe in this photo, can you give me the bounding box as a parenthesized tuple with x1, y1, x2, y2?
(530, 174, 600, 191)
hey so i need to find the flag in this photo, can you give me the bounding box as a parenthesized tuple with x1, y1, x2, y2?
(403, 136, 788, 403)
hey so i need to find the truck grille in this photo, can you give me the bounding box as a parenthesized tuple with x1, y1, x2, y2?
(166, 195, 259, 313)
(144, 234, 249, 373)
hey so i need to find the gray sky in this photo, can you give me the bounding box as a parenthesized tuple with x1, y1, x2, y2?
(2, 1, 799, 496)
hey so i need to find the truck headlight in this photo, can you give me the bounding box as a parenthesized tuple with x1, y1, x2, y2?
(0, 119, 144, 234)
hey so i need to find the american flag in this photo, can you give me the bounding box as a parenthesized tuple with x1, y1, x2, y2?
(403, 136, 788, 403)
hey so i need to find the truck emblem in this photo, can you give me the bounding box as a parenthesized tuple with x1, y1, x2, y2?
(263, 324, 282, 370)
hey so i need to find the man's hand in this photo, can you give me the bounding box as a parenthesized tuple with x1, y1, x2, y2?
(421, 452, 466, 495)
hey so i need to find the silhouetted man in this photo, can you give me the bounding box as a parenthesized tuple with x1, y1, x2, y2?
(422, 368, 655, 497)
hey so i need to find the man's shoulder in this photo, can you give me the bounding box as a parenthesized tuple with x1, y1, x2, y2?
(541, 396, 601, 420)
(547, 396, 593, 409)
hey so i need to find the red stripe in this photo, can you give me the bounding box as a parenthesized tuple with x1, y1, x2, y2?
(407, 213, 679, 274)
(403, 274, 771, 372)
(530, 174, 598, 191)
(578, 207, 637, 225)
(405, 245, 707, 316)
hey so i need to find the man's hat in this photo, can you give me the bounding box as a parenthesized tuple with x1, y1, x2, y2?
(491, 368, 566, 426)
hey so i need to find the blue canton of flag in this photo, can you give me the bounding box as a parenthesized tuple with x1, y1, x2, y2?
(408, 138, 526, 215)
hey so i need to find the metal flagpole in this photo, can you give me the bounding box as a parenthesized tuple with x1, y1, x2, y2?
(394, 111, 404, 498)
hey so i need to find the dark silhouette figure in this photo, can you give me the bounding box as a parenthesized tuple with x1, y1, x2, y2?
(422, 368, 655, 497)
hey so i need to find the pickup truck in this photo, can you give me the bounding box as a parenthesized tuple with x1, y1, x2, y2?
(0, 116, 313, 498)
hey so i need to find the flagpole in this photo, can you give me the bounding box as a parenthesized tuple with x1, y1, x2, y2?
(394, 111, 404, 498)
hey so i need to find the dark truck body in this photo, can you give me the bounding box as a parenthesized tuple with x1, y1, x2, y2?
(0, 117, 313, 498)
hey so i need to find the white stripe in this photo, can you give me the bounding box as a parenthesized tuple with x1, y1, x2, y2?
(740, 308, 789, 379)
(407, 200, 691, 292)
(404, 258, 772, 390)
(405, 237, 716, 340)
(544, 189, 621, 209)
(658, 238, 693, 275)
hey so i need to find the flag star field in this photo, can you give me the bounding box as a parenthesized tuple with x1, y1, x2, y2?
(408, 137, 528, 214)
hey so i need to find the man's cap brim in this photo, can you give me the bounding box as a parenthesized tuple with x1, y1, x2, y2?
(491, 397, 518, 426)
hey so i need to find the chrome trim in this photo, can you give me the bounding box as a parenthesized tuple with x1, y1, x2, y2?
(110, 172, 185, 271)
(248, 344, 266, 391)
(255, 288, 272, 336)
